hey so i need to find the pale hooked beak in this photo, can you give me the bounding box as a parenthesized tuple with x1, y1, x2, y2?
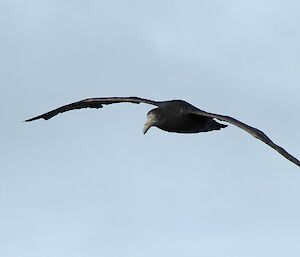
(143, 115, 156, 134)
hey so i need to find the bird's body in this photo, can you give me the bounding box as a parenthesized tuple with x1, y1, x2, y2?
(146, 100, 227, 133)
(25, 96, 300, 168)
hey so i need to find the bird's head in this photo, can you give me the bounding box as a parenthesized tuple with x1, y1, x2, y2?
(143, 108, 161, 134)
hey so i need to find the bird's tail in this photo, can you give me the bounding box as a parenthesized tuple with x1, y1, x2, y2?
(206, 120, 227, 132)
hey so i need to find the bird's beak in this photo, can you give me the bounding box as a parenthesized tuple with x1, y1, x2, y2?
(143, 116, 155, 134)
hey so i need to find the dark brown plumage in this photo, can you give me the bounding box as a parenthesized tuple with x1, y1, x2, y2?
(25, 96, 300, 167)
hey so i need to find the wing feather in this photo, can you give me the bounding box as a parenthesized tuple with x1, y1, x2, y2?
(191, 109, 300, 168)
(25, 97, 161, 122)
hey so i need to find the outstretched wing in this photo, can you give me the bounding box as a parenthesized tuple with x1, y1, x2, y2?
(190, 109, 300, 168)
(25, 96, 162, 122)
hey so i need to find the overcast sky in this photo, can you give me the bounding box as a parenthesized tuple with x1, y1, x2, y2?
(1, 0, 300, 256)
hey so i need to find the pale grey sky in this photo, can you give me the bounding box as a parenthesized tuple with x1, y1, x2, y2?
(1, 0, 300, 256)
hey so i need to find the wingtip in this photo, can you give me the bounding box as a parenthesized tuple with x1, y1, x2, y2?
(24, 118, 34, 122)
(23, 116, 45, 122)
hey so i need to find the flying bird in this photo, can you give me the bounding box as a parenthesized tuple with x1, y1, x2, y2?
(25, 96, 300, 168)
